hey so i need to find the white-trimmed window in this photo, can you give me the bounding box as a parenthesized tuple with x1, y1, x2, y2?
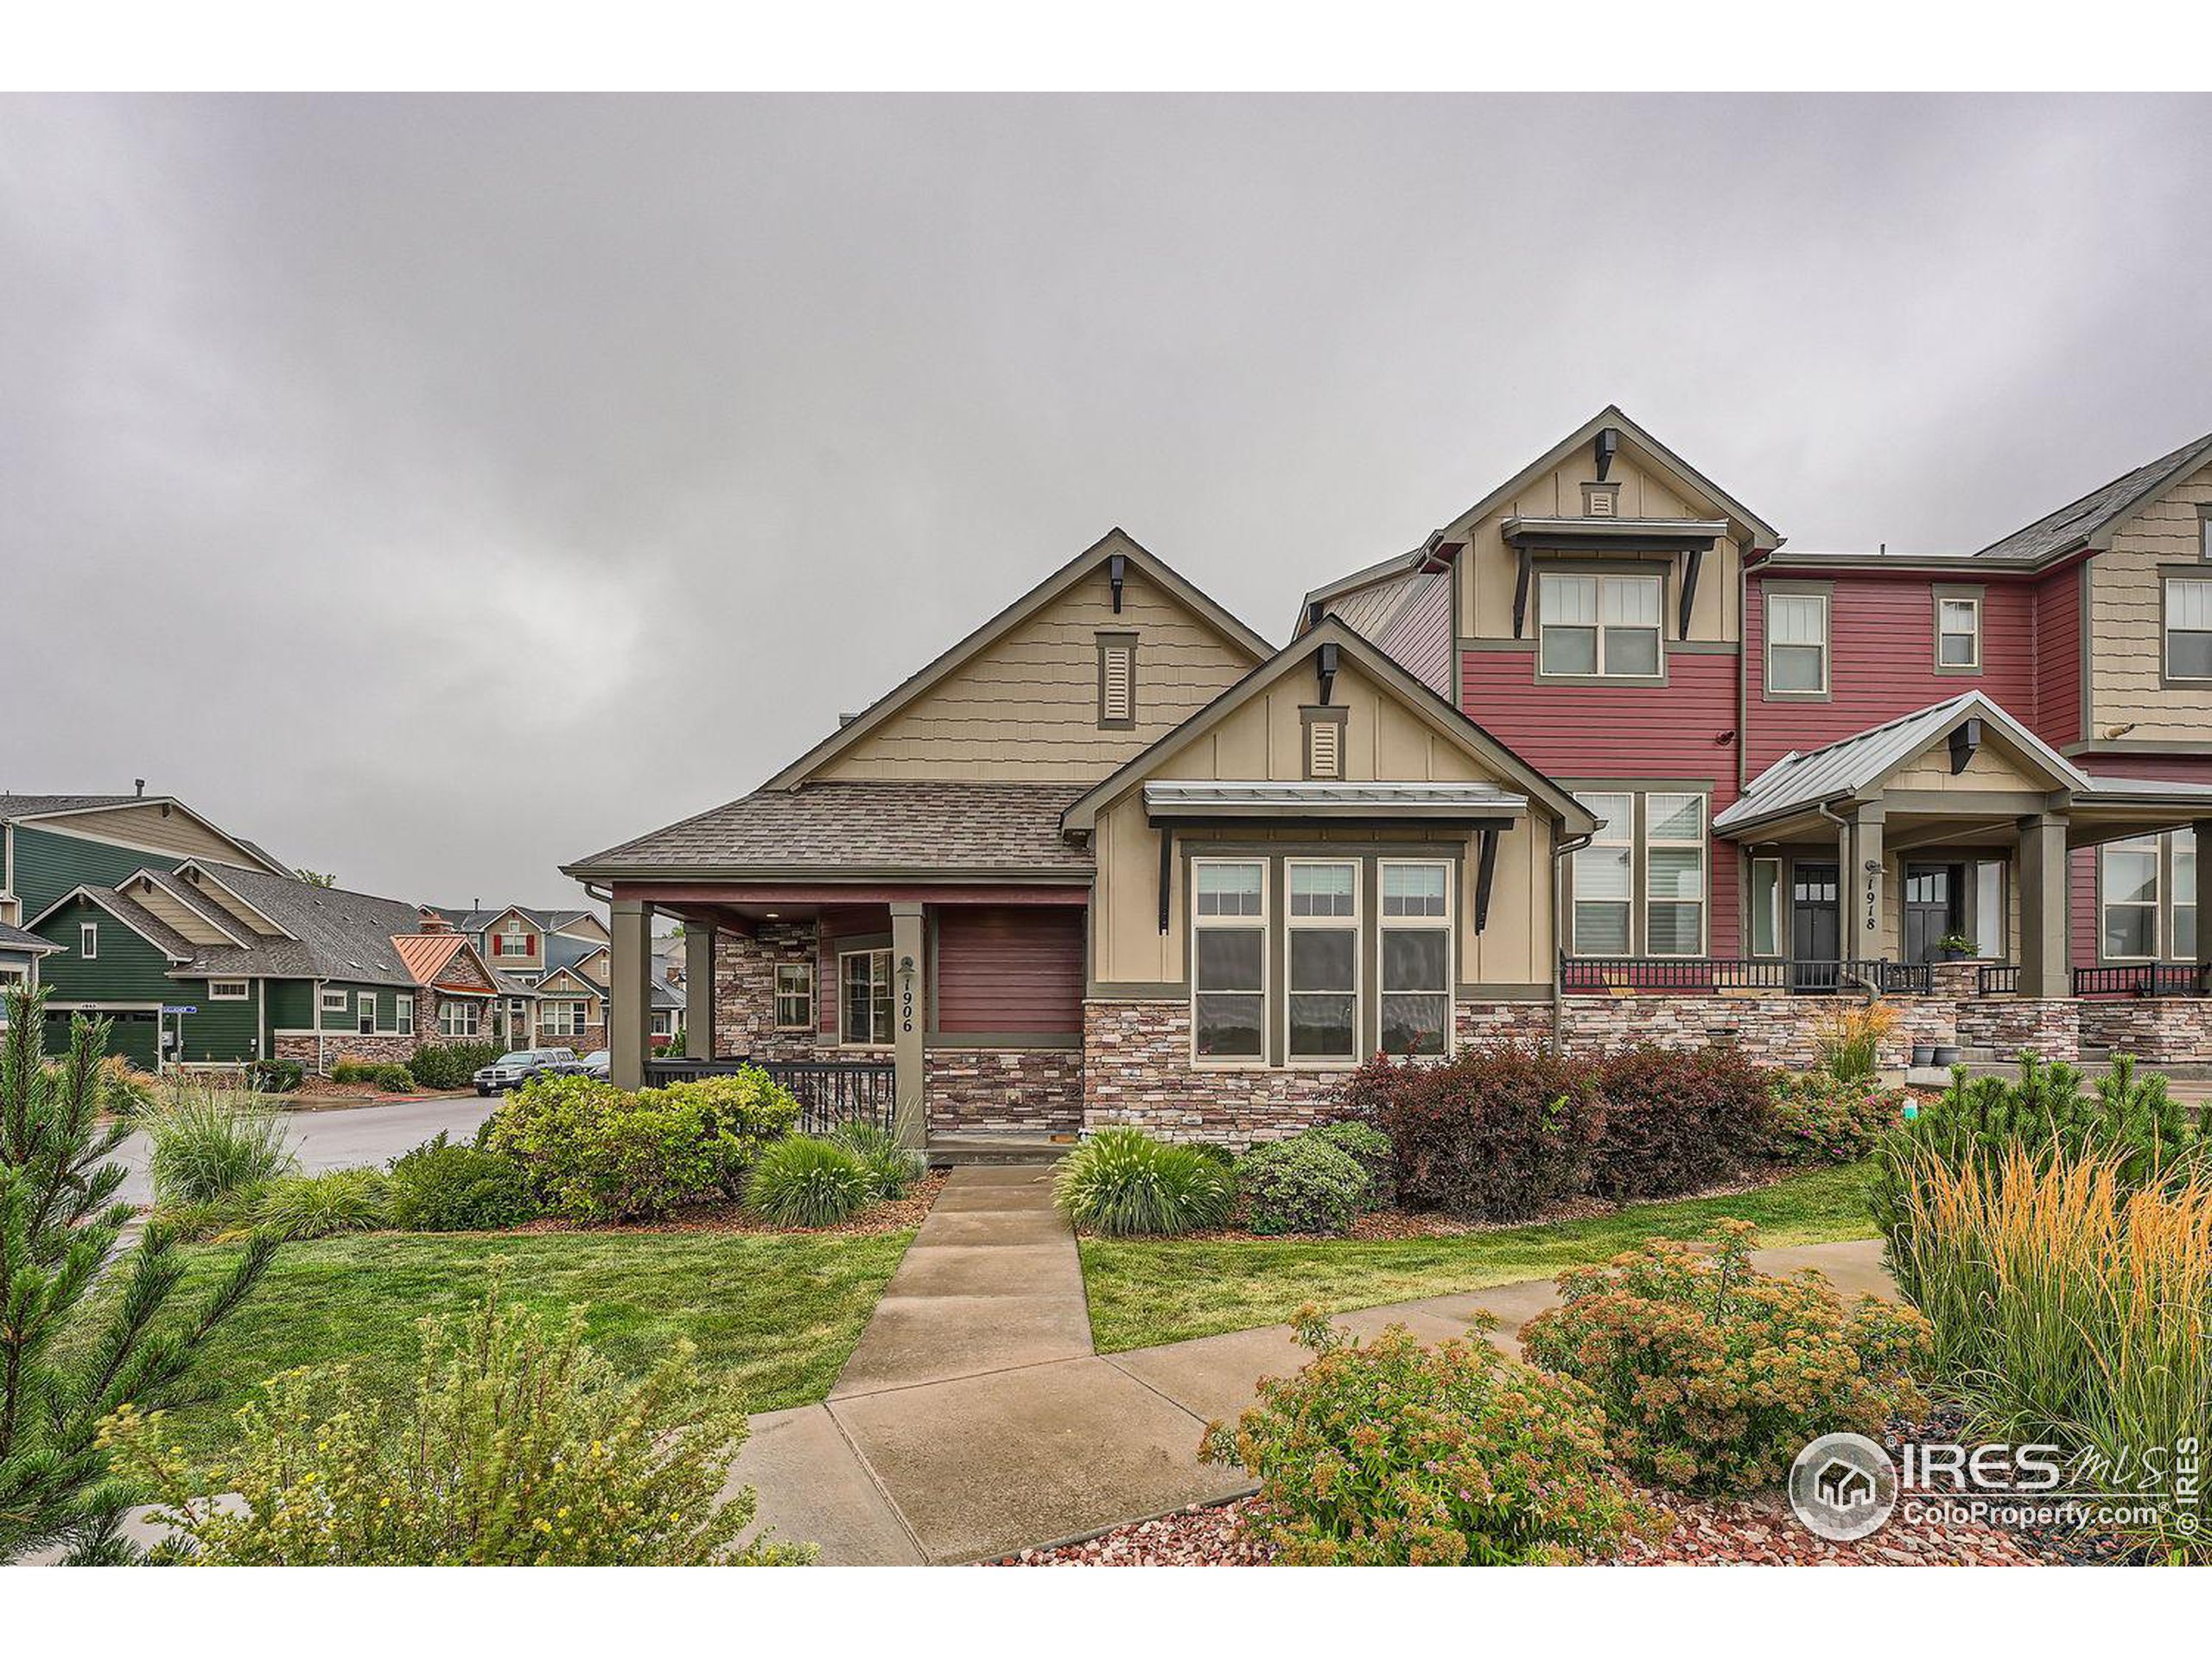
(1192, 860, 1265, 1061)
(1286, 861, 1358, 1063)
(79, 921, 98, 960)
(1645, 792, 1707, 957)
(1751, 857, 1782, 957)
(1539, 572, 1662, 677)
(493, 925, 534, 958)
(2178, 830, 2198, 962)
(208, 979, 249, 1001)
(543, 999, 588, 1039)
(839, 949, 893, 1047)
(651, 1009, 675, 1038)
(357, 992, 378, 1035)
(2101, 837, 2160, 961)
(440, 998, 480, 1038)
(1572, 792, 1634, 953)
(397, 994, 415, 1036)
(321, 987, 350, 1017)
(1379, 861, 1452, 1058)
(2166, 577, 2212, 683)
(774, 962, 815, 1031)
(1766, 591, 1830, 694)
(1936, 595, 1981, 669)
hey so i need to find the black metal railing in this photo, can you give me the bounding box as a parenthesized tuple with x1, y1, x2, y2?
(1559, 957, 1933, 995)
(642, 1055, 898, 1134)
(1977, 963, 2021, 996)
(2072, 963, 2209, 999)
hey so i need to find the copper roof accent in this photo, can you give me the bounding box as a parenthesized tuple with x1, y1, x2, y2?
(391, 931, 470, 988)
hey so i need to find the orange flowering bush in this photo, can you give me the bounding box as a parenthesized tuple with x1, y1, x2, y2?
(1199, 1306, 1662, 1564)
(1520, 1221, 1931, 1493)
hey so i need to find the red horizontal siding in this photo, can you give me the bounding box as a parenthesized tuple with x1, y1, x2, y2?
(933, 906, 1084, 1035)
(2031, 566, 2082, 751)
(1459, 649, 1742, 956)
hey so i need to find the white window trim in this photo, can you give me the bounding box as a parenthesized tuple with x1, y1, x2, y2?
(79, 921, 98, 960)
(2165, 575, 2212, 684)
(1764, 589, 1832, 696)
(1378, 857, 1455, 1060)
(1569, 791, 1635, 957)
(1190, 856, 1268, 1069)
(2100, 836, 2162, 963)
(321, 987, 350, 1014)
(208, 979, 249, 1001)
(1537, 570, 1665, 680)
(1936, 594, 1982, 671)
(837, 948, 894, 1050)
(773, 961, 816, 1032)
(1643, 791, 1709, 959)
(1284, 858, 1362, 1069)
(357, 991, 378, 1034)
(397, 994, 415, 1036)
(1751, 856, 1783, 958)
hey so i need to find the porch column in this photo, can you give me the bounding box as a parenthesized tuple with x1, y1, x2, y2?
(611, 896, 652, 1090)
(2196, 817, 2212, 992)
(684, 924, 715, 1060)
(890, 901, 925, 1152)
(1845, 805, 1885, 964)
(2017, 811, 2070, 1001)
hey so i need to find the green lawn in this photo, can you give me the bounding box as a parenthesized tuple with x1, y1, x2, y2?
(130, 1230, 912, 1471)
(1081, 1162, 1877, 1351)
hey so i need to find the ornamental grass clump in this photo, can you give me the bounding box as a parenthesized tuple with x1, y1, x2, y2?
(1054, 1126, 1234, 1236)
(250, 1166, 391, 1240)
(143, 1081, 296, 1207)
(1520, 1220, 1932, 1494)
(830, 1122, 923, 1201)
(100, 1268, 813, 1566)
(1809, 998, 1897, 1084)
(1201, 1306, 1662, 1565)
(745, 1135, 875, 1227)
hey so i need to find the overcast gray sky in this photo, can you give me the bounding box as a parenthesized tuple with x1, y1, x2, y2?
(5, 93, 2210, 906)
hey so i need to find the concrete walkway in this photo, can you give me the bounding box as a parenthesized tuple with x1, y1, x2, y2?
(725, 1166, 1895, 1565)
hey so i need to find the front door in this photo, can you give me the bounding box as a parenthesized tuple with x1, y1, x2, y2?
(1791, 861, 1840, 989)
(1903, 863, 1961, 963)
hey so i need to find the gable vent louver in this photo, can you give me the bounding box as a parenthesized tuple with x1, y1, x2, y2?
(1308, 720, 1342, 779)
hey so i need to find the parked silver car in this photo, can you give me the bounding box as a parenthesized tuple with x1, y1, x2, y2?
(578, 1049, 611, 1080)
(473, 1047, 582, 1096)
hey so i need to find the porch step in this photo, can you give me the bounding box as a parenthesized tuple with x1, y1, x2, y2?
(927, 1132, 1074, 1169)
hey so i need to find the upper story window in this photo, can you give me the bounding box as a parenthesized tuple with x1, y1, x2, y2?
(1538, 572, 1661, 677)
(1192, 860, 1265, 1060)
(2165, 576, 2212, 683)
(1765, 589, 1830, 696)
(1286, 861, 1358, 1063)
(1096, 632, 1137, 728)
(1935, 592, 1981, 671)
(494, 928, 534, 957)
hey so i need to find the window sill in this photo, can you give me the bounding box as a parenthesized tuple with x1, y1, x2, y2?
(1534, 672, 1669, 689)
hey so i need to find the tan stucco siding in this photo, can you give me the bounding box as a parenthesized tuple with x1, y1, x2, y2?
(1452, 450, 1744, 644)
(1158, 660, 1489, 786)
(41, 805, 267, 868)
(127, 880, 237, 946)
(2088, 461, 2212, 742)
(819, 566, 1258, 782)
(1886, 738, 2044, 794)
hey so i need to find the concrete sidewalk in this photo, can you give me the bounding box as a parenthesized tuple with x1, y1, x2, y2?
(725, 1166, 1895, 1566)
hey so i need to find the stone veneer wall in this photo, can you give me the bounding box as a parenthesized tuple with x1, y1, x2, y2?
(714, 923, 836, 1062)
(1557, 993, 1954, 1070)
(2077, 999, 2212, 1065)
(1957, 998, 2081, 1061)
(925, 1047, 1083, 1134)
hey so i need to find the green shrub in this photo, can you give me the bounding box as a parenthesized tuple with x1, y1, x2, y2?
(483, 1070, 798, 1223)
(1308, 1120, 1393, 1210)
(406, 1042, 501, 1092)
(1767, 1071, 1904, 1164)
(830, 1122, 922, 1200)
(387, 1133, 540, 1231)
(1053, 1127, 1234, 1236)
(1235, 1136, 1370, 1236)
(152, 1192, 261, 1243)
(250, 1168, 391, 1240)
(1520, 1220, 1932, 1494)
(746, 1136, 875, 1226)
(102, 1269, 812, 1565)
(244, 1058, 303, 1095)
(1202, 1307, 1659, 1565)
(328, 1059, 373, 1084)
(143, 1084, 296, 1207)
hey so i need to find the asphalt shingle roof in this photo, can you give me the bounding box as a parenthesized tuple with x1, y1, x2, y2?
(175, 865, 432, 987)
(0, 920, 56, 953)
(0, 794, 145, 821)
(568, 782, 1094, 874)
(1977, 431, 2212, 562)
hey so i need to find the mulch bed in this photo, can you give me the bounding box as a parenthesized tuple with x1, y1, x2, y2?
(509, 1170, 948, 1237)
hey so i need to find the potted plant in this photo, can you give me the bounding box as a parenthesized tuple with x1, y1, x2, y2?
(1910, 1041, 1937, 1067)
(1935, 931, 1976, 962)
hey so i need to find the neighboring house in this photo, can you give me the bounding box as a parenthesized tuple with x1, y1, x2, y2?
(435, 904, 611, 1048)
(0, 922, 60, 1023)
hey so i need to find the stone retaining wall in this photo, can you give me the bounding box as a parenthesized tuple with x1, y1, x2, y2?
(1558, 992, 1952, 1069)
(925, 1046, 1084, 1134)
(1957, 998, 2080, 1061)
(2077, 998, 2212, 1065)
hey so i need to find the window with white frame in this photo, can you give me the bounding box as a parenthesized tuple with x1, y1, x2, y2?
(1766, 590, 1829, 694)
(1644, 792, 1707, 957)
(1539, 572, 1662, 677)
(1192, 860, 1265, 1060)
(209, 979, 249, 1001)
(1286, 861, 1358, 1062)
(494, 928, 534, 958)
(1751, 857, 1782, 957)
(1572, 792, 1634, 953)
(2166, 577, 2212, 682)
(79, 921, 98, 960)
(774, 962, 815, 1031)
(543, 999, 588, 1038)
(397, 994, 415, 1036)
(2101, 837, 2160, 960)
(651, 1010, 675, 1038)
(2178, 830, 2198, 962)
(439, 998, 480, 1038)
(1936, 594, 1981, 670)
(839, 949, 893, 1047)
(357, 992, 378, 1035)
(321, 987, 349, 1017)
(1379, 861, 1452, 1057)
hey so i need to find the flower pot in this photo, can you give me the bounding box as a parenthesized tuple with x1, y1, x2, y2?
(1930, 1044, 1961, 1067)
(1910, 1043, 1936, 1067)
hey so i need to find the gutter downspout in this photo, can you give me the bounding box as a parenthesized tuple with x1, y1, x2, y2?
(1550, 830, 1596, 1056)
(312, 976, 327, 1076)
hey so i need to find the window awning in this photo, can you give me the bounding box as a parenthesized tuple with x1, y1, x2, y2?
(1142, 781, 1529, 822)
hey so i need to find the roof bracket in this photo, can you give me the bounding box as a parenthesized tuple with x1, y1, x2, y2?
(1108, 553, 1127, 613)
(1315, 641, 1338, 705)
(1512, 543, 1532, 639)
(1594, 427, 1620, 481)
(1473, 826, 1500, 933)
(1948, 717, 1983, 776)
(1678, 544, 1705, 639)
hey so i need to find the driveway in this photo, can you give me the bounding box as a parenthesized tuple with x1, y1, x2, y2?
(116, 1094, 501, 1207)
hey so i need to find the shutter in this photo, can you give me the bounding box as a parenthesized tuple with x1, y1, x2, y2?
(1308, 719, 1342, 779)
(1099, 640, 1134, 725)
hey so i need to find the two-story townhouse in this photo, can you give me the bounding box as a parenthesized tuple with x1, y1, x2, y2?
(437, 904, 615, 1048)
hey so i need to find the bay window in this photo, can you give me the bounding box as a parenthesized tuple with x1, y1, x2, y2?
(1192, 861, 1266, 1059)
(1539, 572, 1662, 677)
(1379, 861, 1452, 1057)
(1286, 861, 1358, 1062)
(840, 949, 894, 1047)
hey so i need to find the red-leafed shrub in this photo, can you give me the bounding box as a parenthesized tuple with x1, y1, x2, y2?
(1338, 1043, 1599, 1223)
(1588, 1046, 1774, 1202)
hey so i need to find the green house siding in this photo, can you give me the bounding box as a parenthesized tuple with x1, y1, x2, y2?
(309, 981, 414, 1038)
(269, 980, 315, 1030)
(176, 982, 264, 1064)
(11, 825, 182, 920)
(46, 1008, 160, 1068)
(31, 897, 178, 1005)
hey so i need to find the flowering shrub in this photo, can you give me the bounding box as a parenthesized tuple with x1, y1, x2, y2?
(1766, 1071, 1904, 1164)
(484, 1071, 798, 1222)
(102, 1270, 811, 1565)
(1200, 1307, 1661, 1564)
(1234, 1135, 1370, 1236)
(1588, 1046, 1772, 1201)
(1520, 1221, 1931, 1493)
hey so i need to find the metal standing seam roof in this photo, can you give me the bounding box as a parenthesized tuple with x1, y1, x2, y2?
(1714, 694, 2091, 833)
(1142, 780, 1530, 816)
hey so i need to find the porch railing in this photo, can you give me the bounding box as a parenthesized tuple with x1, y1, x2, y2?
(1977, 963, 2020, 996)
(641, 1056, 898, 1134)
(1559, 957, 1932, 995)
(2072, 963, 2209, 999)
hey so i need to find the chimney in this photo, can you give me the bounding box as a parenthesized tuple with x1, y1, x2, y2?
(135, 779, 146, 798)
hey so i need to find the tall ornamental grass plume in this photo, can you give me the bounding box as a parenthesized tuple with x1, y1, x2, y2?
(102, 1266, 813, 1566)
(0, 986, 274, 1564)
(142, 1078, 296, 1207)
(1887, 1141, 2212, 1561)
(1809, 998, 1897, 1084)
(1053, 1126, 1233, 1236)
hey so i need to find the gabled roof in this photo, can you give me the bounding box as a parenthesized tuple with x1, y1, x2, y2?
(119, 868, 255, 948)
(1059, 615, 1599, 836)
(532, 966, 602, 999)
(1977, 429, 2212, 563)
(27, 885, 194, 963)
(541, 931, 604, 976)
(1715, 694, 2090, 835)
(0, 793, 289, 875)
(391, 931, 499, 994)
(760, 529, 1273, 793)
(445, 904, 601, 935)
(164, 862, 438, 988)
(0, 920, 60, 956)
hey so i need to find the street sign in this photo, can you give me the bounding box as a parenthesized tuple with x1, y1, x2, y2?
(161, 1005, 199, 1015)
